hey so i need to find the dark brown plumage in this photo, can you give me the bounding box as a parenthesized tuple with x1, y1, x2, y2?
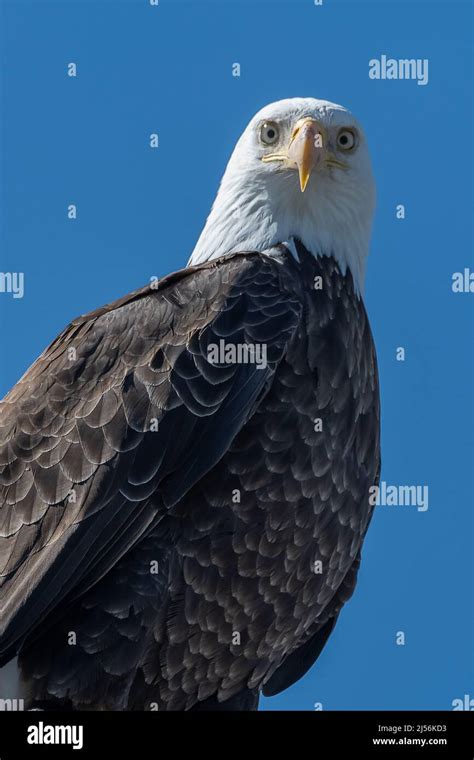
(0, 240, 380, 710)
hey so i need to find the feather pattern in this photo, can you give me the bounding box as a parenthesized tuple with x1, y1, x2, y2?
(0, 242, 380, 710)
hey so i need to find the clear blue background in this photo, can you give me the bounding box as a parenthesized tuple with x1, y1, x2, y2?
(0, 0, 472, 710)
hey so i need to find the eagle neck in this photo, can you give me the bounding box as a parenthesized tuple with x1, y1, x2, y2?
(188, 169, 370, 296)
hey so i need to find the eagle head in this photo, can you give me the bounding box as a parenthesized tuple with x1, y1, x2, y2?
(190, 97, 376, 293)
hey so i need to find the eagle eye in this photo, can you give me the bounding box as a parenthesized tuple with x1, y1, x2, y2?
(260, 121, 280, 146)
(337, 129, 356, 151)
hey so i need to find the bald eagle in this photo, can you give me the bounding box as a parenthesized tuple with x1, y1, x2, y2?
(0, 98, 380, 711)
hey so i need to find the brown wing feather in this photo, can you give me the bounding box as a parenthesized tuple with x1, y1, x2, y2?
(0, 250, 302, 664)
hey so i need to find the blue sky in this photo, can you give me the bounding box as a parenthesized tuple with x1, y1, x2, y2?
(0, 0, 472, 710)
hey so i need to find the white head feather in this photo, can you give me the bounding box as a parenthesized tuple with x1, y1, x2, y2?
(189, 97, 376, 294)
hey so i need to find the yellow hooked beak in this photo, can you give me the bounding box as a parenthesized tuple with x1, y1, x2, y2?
(286, 118, 324, 192)
(261, 117, 327, 193)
